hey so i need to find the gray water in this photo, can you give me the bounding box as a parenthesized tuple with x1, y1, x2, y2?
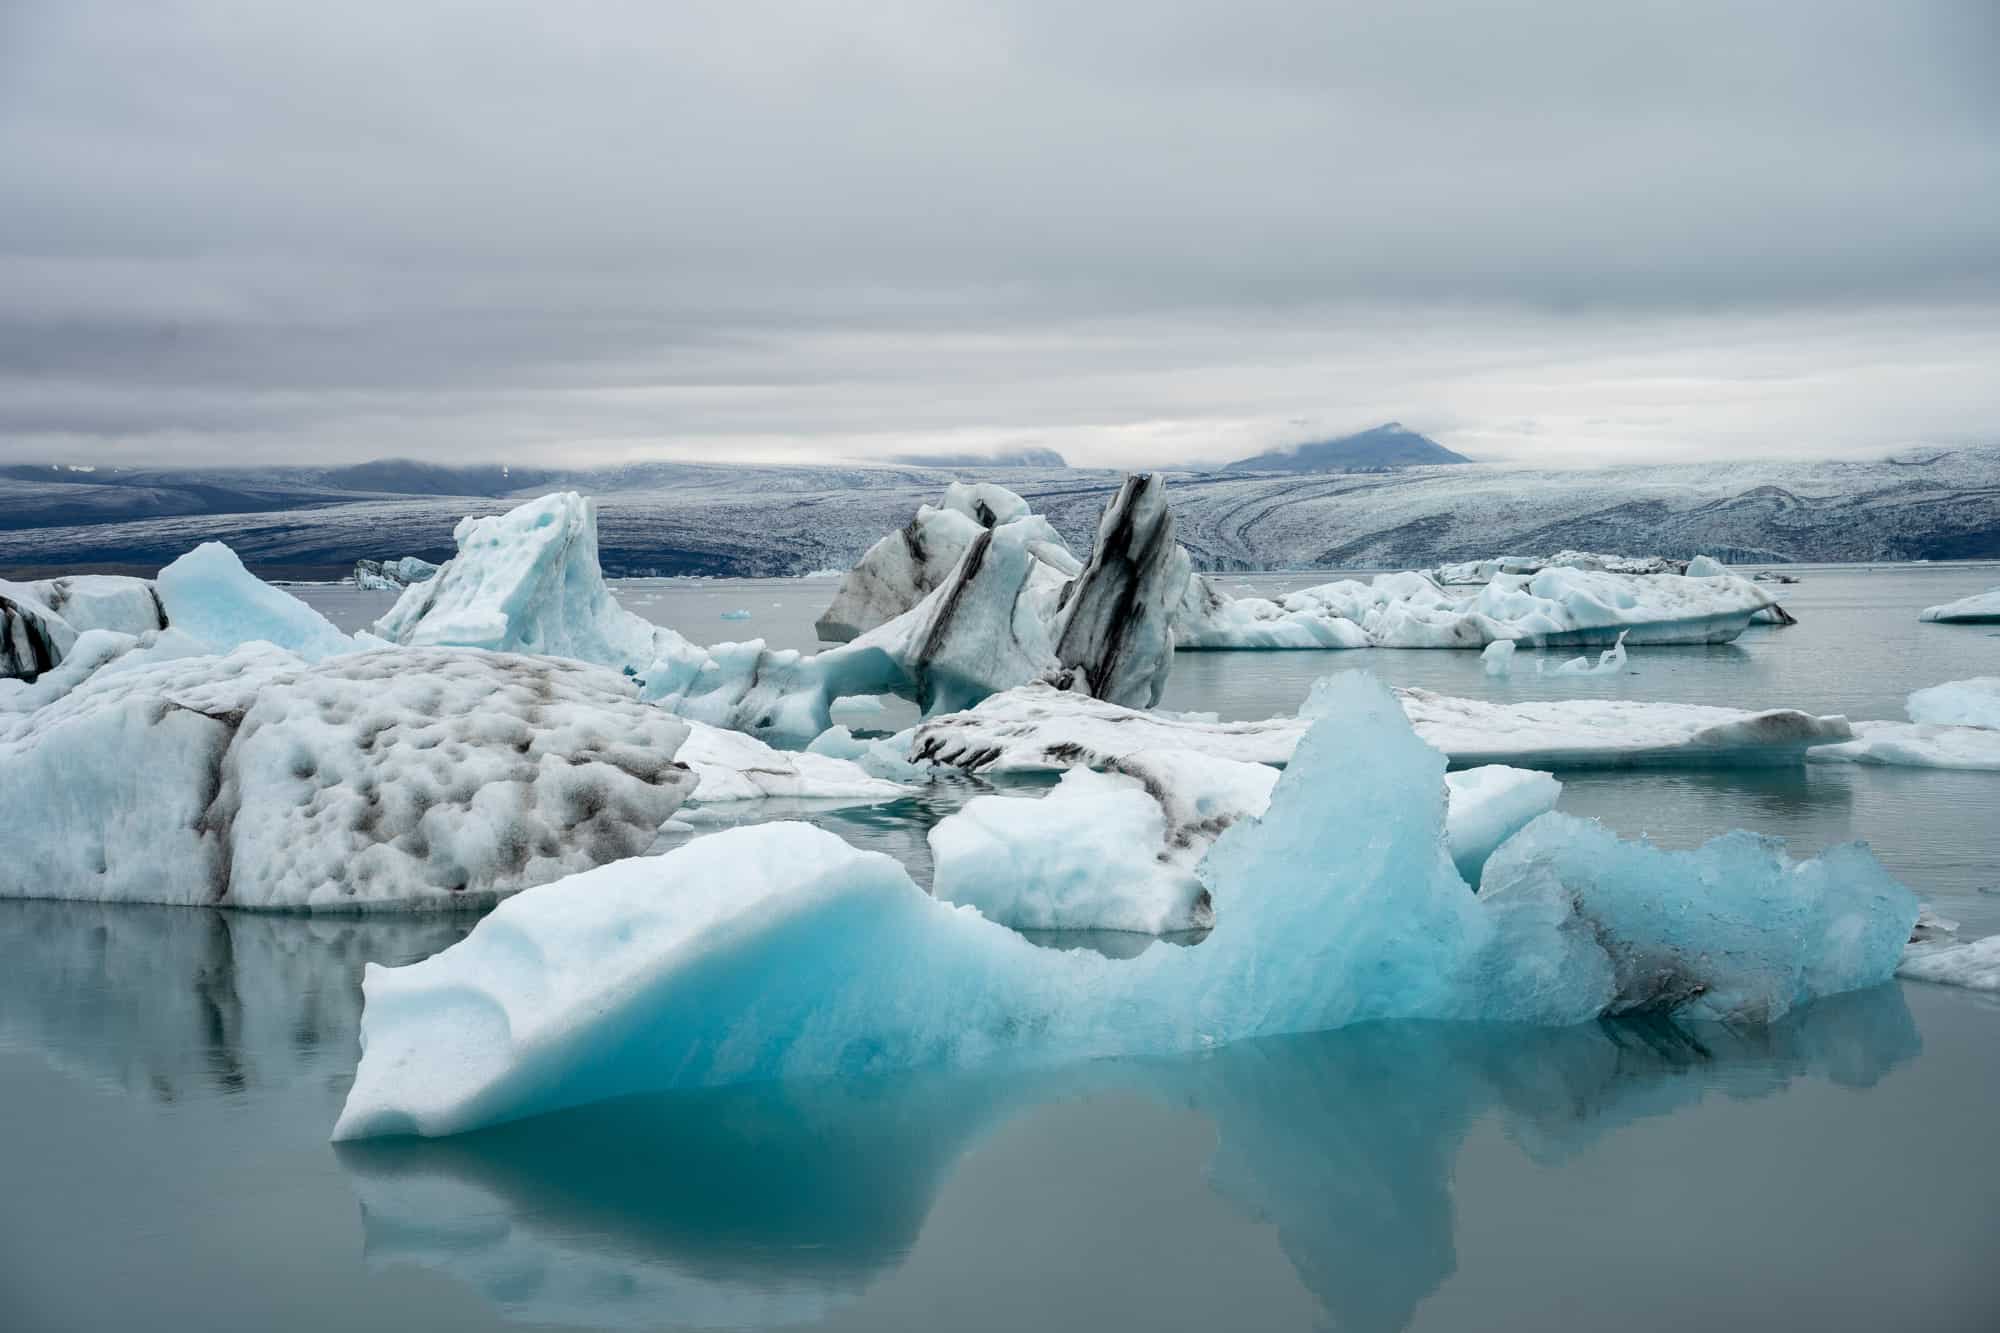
(4, 565, 1998, 1331)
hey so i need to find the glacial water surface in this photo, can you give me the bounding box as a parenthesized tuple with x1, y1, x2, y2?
(3, 563, 1997, 1332)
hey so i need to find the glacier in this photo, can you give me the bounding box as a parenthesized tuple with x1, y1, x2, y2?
(1918, 587, 2000, 624)
(1, 573, 166, 680)
(909, 680, 1853, 774)
(928, 753, 1558, 933)
(332, 673, 1916, 1139)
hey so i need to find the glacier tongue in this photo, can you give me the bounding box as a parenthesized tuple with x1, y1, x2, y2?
(333, 673, 1916, 1140)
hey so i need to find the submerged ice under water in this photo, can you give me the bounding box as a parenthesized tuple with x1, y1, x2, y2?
(4, 564, 1999, 1331)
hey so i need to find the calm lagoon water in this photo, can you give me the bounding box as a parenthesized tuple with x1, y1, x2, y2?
(4, 564, 1998, 1331)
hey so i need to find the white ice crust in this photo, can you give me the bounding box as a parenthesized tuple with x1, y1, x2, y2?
(334, 674, 1916, 1140)
(1, 643, 697, 909)
(677, 720, 910, 804)
(1918, 587, 2000, 623)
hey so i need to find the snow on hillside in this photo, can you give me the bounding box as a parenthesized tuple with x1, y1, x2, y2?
(1, 448, 1996, 576)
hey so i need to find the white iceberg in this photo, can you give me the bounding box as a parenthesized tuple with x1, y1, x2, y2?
(813, 482, 1079, 643)
(157, 541, 357, 661)
(1481, 639, 1516, 677)
(1176, 566, 1779, 651)
(378, 489, 1169, 747)
(353, 556, 440, 591)
(1897, 935, 2000, 991)
(1, 574, 166, 680)
(910, 680, 1852, 773)
(0, 643, 697, 909)
(928, 752, 1557, 933)
(333, 673, 1914, 1139)
(1808, 721, 2000, 771)
(1918, 587, 2000, 624)
(677, 720, 909, 804)
(1905, 677, 2000, 730)
(1391, 688, 1852, 768)
(1433, 551, 1685, 584)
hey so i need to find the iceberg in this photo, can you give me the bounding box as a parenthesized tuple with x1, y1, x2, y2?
(377, 489, 1169, 747)
(1918, 587, 2000, 623)
(1, 574, 166, 680)
(910, 680, 1852, 773)
(1176, 566, 1780, 651)
(1904, 677, 2000, 730)
(157, 541, 357, 661)
(929, 752, 1557, 932)
(677, 720, 909, 804)
(1807, 721, 2000, 771)
(1897, 935, 2000, 991)
(1481, 639, 1516, 677)
(1048, 473, 1188, 708)
(813, 482, 1080, 643)
(0, 643, 697, 909)
(353, 556, 441, 591)
(333, 673, 1914, 1139)
(1392, 688, 1852, 768)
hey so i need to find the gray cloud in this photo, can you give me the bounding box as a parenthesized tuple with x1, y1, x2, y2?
(1, 0, 1995, 467)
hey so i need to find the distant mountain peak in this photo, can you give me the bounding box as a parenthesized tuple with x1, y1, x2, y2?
(1224, 423, 1468, 473)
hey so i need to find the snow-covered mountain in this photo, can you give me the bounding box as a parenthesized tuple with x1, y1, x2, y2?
(1, 447, 1996, 576)
(1224, 422, 1470, 472)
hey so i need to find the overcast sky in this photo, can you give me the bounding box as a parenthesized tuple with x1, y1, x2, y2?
(2, 0, 1996, 470)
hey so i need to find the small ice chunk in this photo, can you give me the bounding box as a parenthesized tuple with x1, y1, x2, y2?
(1546, 631, 1629, 676)
(1481, 639, 1516, 677)
(720, 609, 753, 621)
(1905, 677, 2000, 730)
(1918, 587, 2000, 624)
(1897, 935, 2000, 991)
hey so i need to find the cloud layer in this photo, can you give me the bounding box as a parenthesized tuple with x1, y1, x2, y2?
(3, 1, 1996, 466)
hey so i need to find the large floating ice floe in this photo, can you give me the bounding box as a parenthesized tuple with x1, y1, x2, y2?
(1918, 587, 2000, 624)
(333, 673, 1916, 1139)
(0, 643, 700, 910)
(1, 574, 166, 680)
(1176, 566, 1782, 651)
(908, 680, 1852, 773)
(928, 752, 1558, 933)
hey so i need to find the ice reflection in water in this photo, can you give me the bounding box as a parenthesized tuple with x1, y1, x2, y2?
(337, 988, 1918, 1332)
